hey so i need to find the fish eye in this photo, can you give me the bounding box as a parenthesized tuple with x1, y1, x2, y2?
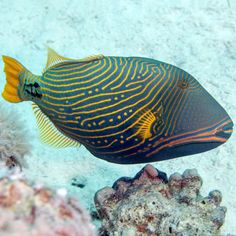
(178, 78, 189, 89)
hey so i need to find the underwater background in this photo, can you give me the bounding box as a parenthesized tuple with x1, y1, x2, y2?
(0, 0, 235, 234)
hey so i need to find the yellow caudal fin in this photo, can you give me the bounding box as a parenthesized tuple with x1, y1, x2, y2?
(2, 56, 25, 103)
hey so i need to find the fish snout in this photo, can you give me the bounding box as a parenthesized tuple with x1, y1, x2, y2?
(152, 116, 234, 161)
(215, 119, 234, 141)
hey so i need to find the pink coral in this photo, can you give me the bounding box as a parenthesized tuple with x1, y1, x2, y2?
(0, 173, 95, 236)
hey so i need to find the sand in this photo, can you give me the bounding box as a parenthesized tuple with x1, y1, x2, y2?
(0, 0, 235, 234)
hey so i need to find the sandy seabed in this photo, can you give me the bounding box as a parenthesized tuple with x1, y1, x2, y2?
(0, 0, 235, 234)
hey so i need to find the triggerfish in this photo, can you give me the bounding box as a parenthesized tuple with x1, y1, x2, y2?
(1, 48, 233, 164)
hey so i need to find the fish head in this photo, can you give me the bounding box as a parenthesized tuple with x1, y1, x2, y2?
(155, 70, 233, 159)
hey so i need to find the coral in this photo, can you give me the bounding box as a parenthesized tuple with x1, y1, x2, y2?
(0, 103, 29, 168)
(95, 164, 226, 236)
(0, 171, 95, 236)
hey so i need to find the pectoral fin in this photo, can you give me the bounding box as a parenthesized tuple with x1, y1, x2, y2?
(136, 109, 156, 140)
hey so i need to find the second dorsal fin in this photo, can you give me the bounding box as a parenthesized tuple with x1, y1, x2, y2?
(43, 47, 104, 73)
(43, 47, 72, 72)
(78, 54, 105, 62)
(43, 47, 105, 73)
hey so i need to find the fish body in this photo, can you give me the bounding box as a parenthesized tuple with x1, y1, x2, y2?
(2, 49, 233, 164)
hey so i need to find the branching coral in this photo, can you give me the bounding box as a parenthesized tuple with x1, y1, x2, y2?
(95, 164, 226, 236)
(0, 103, 29, 168)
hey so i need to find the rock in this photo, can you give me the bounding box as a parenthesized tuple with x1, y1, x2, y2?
(95, 164, 226, 236)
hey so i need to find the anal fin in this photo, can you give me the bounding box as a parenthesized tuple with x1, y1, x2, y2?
(32, 103, 81, 148)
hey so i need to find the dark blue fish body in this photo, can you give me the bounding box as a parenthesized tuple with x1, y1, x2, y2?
(2, 49, 233, 164)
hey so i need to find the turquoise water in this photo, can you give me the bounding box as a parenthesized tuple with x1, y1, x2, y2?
(0, 0, 235, 234)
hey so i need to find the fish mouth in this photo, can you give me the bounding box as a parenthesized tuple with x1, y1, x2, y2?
(146, 117, 233, 158)
(215, 121, 233, 139)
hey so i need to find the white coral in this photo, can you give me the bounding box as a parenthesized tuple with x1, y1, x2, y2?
(0, 103, 29, 167)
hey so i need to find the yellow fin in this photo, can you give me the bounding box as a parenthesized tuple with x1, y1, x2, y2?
(43, 47, 72, 72)
(2, 56, 24, 103)
(136, 109, 157, 140)
(43, 47, 104, 72)
(77, 54, 105, 63)
(32, 103, 81, 148)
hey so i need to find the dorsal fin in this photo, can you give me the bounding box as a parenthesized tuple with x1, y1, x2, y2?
(78, 54, 105, 62)
(32, 103, 81, 148)
(43, 47, 105, 73)
(43, 47, 72, 72)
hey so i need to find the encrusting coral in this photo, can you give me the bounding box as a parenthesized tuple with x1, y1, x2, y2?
(0, 166, 96, 236)
(95, 164, 226, 236)
(0, 103, 29, 168)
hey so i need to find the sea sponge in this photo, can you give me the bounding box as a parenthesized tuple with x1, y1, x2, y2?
(0, 103, 29, 168)
(0, 169, 95, 236)
(95, 164, 226, 236)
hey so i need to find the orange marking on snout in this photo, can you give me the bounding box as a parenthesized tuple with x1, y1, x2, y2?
(146, 117, 231, 158)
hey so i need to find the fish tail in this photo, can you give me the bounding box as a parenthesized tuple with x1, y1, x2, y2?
(2, 56, 26, 103)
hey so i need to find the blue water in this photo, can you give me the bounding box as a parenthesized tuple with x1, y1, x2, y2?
(0, 0, 235, 234)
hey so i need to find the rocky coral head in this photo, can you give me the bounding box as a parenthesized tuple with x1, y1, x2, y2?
(112, 164, 168, 190)
(95, 164, 226, 236)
